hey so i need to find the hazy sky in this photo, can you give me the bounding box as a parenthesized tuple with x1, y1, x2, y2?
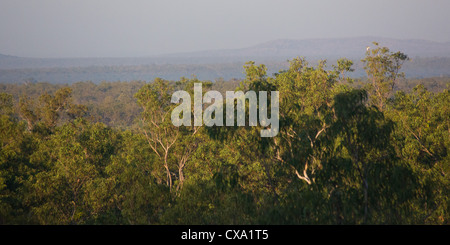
(1, 0, 449, 58)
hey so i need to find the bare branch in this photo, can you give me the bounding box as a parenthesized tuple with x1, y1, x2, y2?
(293, 163, 311, 185)
(142, 127, 161, 158)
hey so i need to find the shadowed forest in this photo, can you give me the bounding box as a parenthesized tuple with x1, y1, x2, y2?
(0, 43, 448, 225)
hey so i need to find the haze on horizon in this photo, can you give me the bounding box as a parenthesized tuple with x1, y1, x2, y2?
(1, 0, 449, 58)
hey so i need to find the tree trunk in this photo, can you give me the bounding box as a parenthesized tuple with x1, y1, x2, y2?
(164, 150, 172, 191)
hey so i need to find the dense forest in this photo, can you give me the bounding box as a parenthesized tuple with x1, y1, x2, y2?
(0, 43, 448, 224)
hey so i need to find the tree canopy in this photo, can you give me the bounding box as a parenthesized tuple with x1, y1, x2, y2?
(0, 43, 448, 225)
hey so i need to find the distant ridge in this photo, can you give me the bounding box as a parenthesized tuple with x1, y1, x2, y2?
(1, 37, 450, 69)
(163, 36, 450, 59)
(1, 37, 450, 83)
(0, 53, 18, 59)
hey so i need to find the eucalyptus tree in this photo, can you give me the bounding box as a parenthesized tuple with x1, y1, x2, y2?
(135, 78, 209, 193)
(390, 85, 449, 224)
(362, 42, 409, 111)
(27, 119, 122, 224)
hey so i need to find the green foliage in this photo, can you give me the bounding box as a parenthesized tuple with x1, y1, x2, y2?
(27, 119, 121, 224)
(0, 43, 448, 225)
(0, 93, 14, 116)
(0, 96, 36, 224)
(362, 42, 409, 111)
(389, 85, 449, 224)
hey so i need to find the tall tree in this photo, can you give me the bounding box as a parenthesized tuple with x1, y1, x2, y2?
(362, 42, 408, 111)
